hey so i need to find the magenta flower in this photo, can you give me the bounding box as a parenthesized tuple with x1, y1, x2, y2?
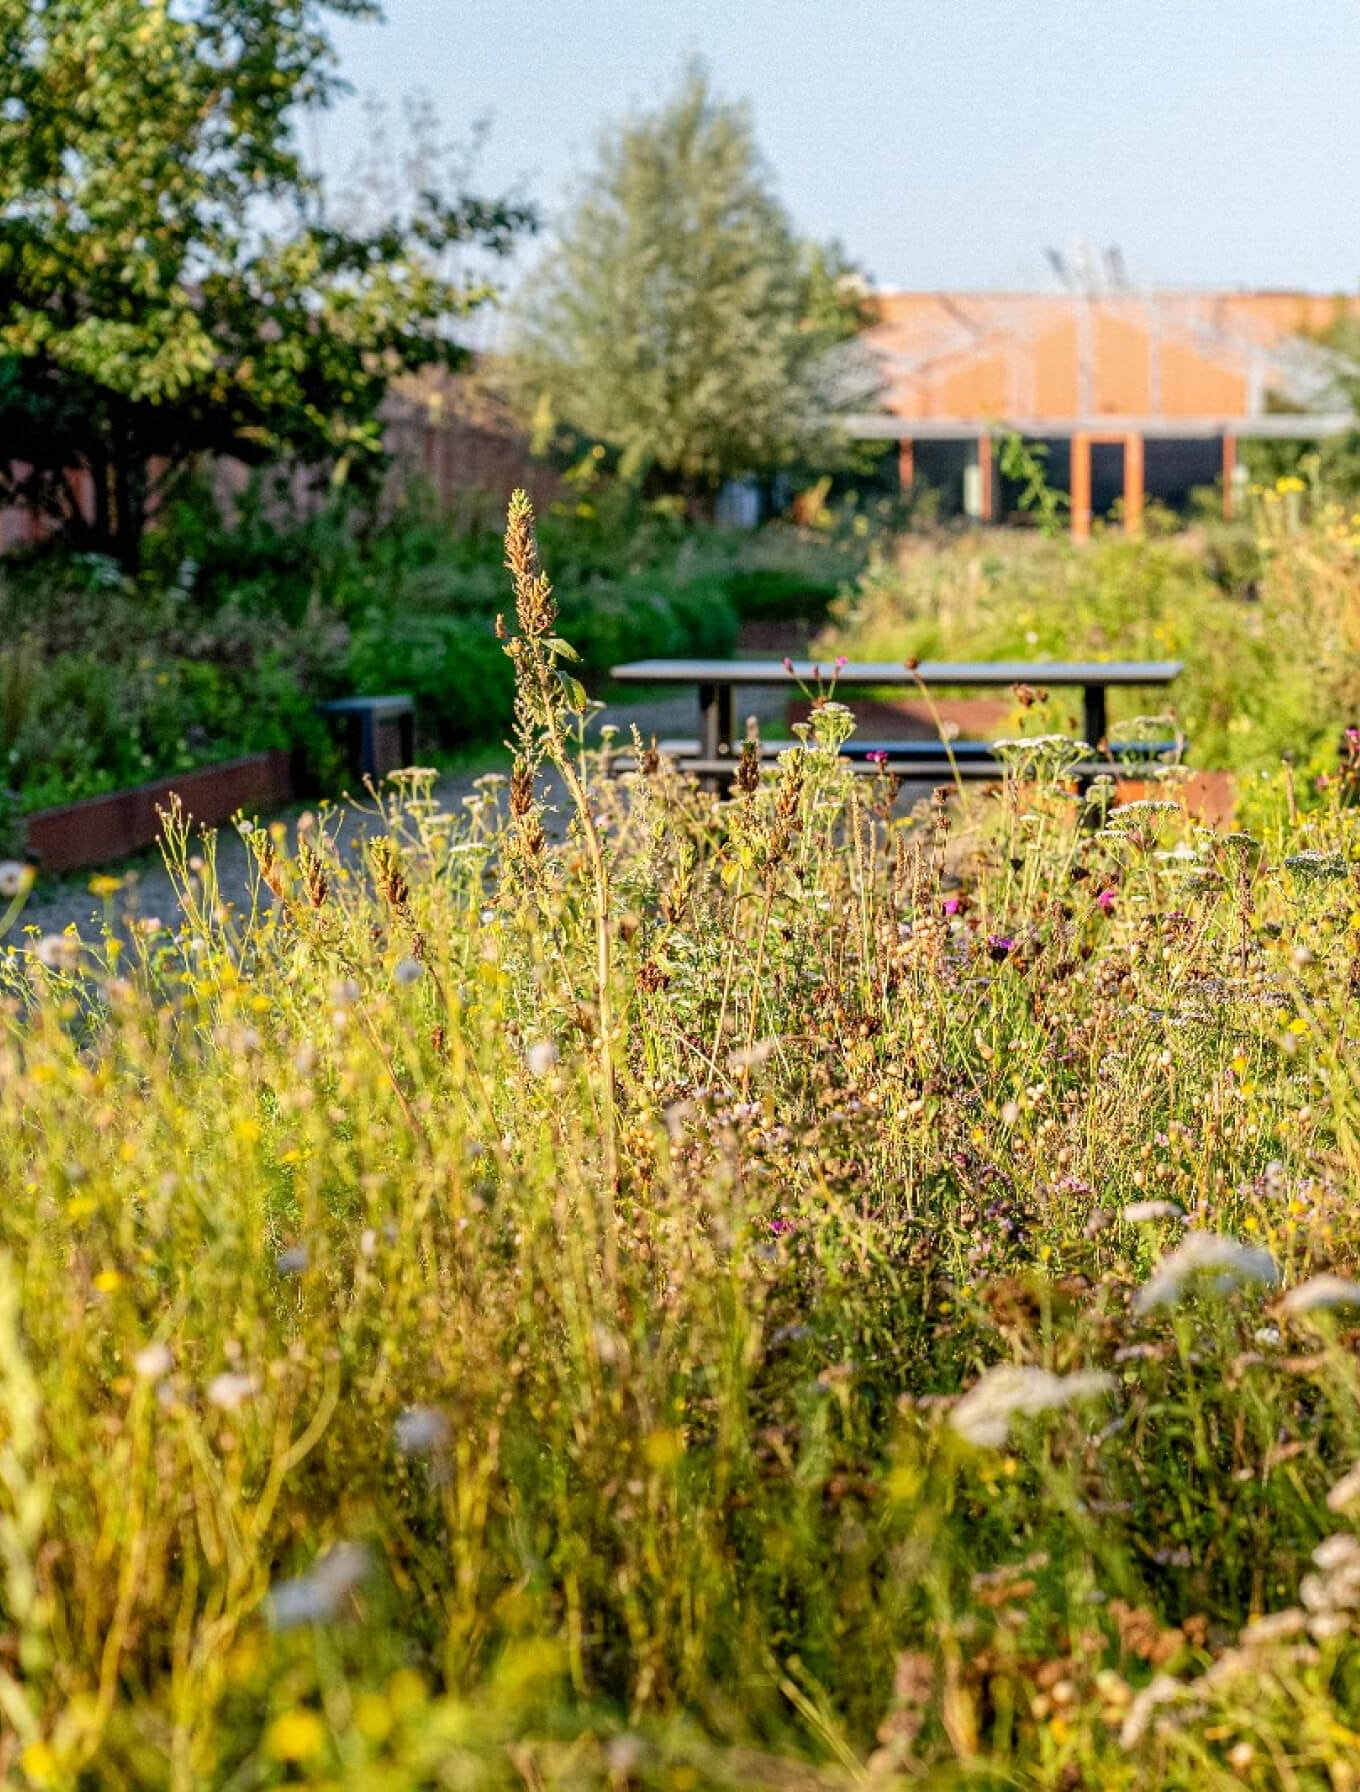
(942, 895, 961, 915)
(1097, 888, 1117, 913)
(867, 749, 889, 768)
(986, 935, 1015, 961)
(835, 654, 848, 672)
(781, 656, 795, 674)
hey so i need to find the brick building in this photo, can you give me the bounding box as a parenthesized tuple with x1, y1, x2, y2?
(847, 289, 1360, 537)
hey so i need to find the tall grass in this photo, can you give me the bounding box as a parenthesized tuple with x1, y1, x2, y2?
(5, 498, 1360, 1785)
(818, 490, 1360, 788)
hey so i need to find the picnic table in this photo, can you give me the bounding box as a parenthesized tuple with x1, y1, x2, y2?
(609, 658, 1184, 782)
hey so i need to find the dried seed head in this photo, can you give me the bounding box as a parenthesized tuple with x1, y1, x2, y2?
(297, 844, 328, 909)
(774, 752, 804, 821)
(255, 836, 287, 901)
(736, 739, 761, 799)
(505, 490, 556, 638)
(509, 760, 535, 819)
(368, 837, 409, 909)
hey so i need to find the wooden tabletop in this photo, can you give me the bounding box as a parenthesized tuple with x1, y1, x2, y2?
(610, 658, 1183, 687)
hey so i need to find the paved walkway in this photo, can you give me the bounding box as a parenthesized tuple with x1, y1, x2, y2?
(12, 678, 802, 941)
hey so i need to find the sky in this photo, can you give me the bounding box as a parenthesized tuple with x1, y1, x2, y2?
(317, 0, 1360, 300)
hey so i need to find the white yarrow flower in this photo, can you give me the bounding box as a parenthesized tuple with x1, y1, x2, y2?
(1327, 1461, 1360, 1513)
(0, 860, 32, 899)
(132, 1340, 174, 1380)
(1280, 1274, 1360, 1316)
(1122, 1200, 1185, 1223)
(949, 1364, 1115, 1449)
(1118, 1673, 1181, 1750)
(1134, 1232, 1279, 1314)
(206, 1371, 260, 1411)
(34, 933, 79, 970)
(526, 1040, 558, 1078)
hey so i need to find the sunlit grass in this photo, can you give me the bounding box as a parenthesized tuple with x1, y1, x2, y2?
(5, 499, 1360, 1786)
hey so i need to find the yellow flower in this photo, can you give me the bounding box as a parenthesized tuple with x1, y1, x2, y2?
(353, 1691, 392, 1745)
(88, 874, 123, 898)
(264, 1709, 327, 1763)
(386, 1668, 428, 1717)
(643, 1428, 685, 1470)
(20, 1740, 57, 1785)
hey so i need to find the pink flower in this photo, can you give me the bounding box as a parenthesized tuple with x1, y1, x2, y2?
(942, 896, 961, 915)
(835, 654, 848, 672)
(1097, 889, 1117, 913)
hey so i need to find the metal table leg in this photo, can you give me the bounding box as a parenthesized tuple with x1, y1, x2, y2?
(716, 683, 734, 757)
(699, 683, 719, 759)
(1083, 684, 1108, 752)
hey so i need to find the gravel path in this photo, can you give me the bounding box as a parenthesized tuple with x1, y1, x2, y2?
(14, 681, 798, 941)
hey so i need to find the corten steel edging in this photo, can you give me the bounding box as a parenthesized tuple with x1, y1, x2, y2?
(24, 750, 295, 875)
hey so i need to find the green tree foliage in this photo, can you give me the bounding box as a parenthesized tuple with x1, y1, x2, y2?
(511, 62, 873, 502)
(0, 0, 533, 566)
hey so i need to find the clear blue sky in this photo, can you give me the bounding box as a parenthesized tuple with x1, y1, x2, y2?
(319, 0, 1360, 296)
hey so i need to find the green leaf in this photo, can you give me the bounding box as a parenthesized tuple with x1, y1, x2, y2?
(557, 671, 589, 713)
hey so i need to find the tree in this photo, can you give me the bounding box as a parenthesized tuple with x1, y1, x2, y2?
(510, 62, 871, 503)
(0, 0, 534, 567)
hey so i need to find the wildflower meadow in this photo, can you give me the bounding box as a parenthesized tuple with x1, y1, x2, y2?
(7, 495, 1360, 1788)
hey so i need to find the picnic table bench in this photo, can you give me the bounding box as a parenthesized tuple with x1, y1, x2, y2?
(608, 658, 1184, 783)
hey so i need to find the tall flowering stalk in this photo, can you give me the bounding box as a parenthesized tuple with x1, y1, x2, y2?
(501, 490, 618, 1187)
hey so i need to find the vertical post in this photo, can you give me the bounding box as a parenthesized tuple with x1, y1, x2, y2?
(699, 683, 719, 761)
(716, 683, 735, 757)
(898, 437, 915, 493)
(1222, 432, 1237, 520)
(1071, 432, 1092, 543)
(1083, 683, 1108, 753)
(1123, 431, 1145, 536)
(978, 432, 994, 523)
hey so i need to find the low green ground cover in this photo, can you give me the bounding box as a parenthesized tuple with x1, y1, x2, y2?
(6, 500, 1360, 1786)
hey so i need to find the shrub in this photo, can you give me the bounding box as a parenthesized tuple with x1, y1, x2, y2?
(346, 609, 515, 745)
(819, 502, 1360, 784)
